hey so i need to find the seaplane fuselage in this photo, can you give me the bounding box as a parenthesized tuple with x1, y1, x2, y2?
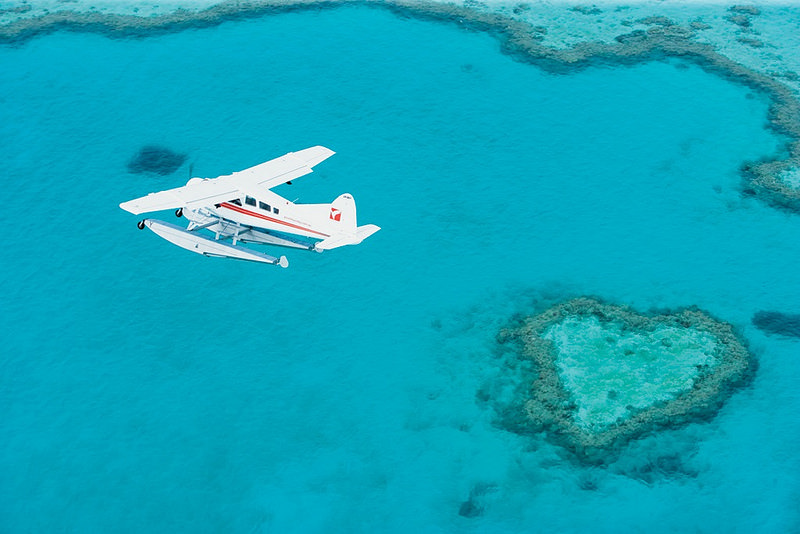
(210, 191, 330, 241)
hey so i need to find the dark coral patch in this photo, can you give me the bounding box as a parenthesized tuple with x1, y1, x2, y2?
(457, 482, 496, 518)
(752, 311, 800, 338)
(570, 6, 602, 16)
(622, 453, 699, 485)
(458, 499, 482, 518)
(726, 14, 751, 28)
(127, 145, 186, 175)
(729, 5, 761, 17)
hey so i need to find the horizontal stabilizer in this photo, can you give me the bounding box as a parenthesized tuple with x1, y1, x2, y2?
(143, 219, 288, 267)
(314, 224, 380, 251)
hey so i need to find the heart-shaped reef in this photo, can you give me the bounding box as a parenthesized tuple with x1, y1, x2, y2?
(498, 298, 753, 463)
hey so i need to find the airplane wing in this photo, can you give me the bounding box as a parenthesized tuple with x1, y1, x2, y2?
(119, 146, 335, 215)
(118, 177, 239, 215)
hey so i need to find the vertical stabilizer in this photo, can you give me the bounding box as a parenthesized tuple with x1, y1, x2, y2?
(329, 193, 357, 233)
(313, 193, 380, 251)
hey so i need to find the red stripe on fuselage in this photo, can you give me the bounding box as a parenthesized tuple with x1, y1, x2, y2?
(219, 202, 329, 238)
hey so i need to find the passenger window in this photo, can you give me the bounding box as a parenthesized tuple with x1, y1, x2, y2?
(245, 196, 256, 207)
(273, 207, 279, 215)
(259, 201, 271, 211)
(230, 198, 242, 206)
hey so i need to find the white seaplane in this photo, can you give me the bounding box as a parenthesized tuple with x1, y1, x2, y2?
(120, 146, 379, 268)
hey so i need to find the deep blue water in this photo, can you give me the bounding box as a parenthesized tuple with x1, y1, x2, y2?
(1, 6, 799, 532)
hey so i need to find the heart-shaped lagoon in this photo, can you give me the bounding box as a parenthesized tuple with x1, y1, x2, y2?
(499, 298, 753, 461)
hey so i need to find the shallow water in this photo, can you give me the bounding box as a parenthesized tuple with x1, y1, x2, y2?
(1, 6, 799, 532)
(544, 316, 719, 431)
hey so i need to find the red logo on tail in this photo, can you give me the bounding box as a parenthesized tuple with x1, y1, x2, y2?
(330, 207, 342, 221)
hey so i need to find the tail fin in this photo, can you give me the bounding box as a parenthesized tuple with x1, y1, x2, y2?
(314, 193, 380, 251)
(328, 193, 357, 233)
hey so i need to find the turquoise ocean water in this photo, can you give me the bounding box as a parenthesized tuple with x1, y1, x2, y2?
(1, 6, 799, 532)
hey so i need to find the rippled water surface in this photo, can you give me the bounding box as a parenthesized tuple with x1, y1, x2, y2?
(1, 6, 799, 532)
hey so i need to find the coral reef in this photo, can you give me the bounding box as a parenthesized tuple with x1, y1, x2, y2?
(0, 1, 797, 213)
(127, 145, 186, 175)
(728, 5, 761, 18)
(570, 6, 602, 17)
(497, 298, 754, 463)
(752, 310, 800, 338)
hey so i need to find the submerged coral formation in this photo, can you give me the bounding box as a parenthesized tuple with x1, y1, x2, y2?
(457, 482, 497, 519)
(498, 298, 753, 463)
(752, 310, 800, 338)
(127, 145, 186, 175)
